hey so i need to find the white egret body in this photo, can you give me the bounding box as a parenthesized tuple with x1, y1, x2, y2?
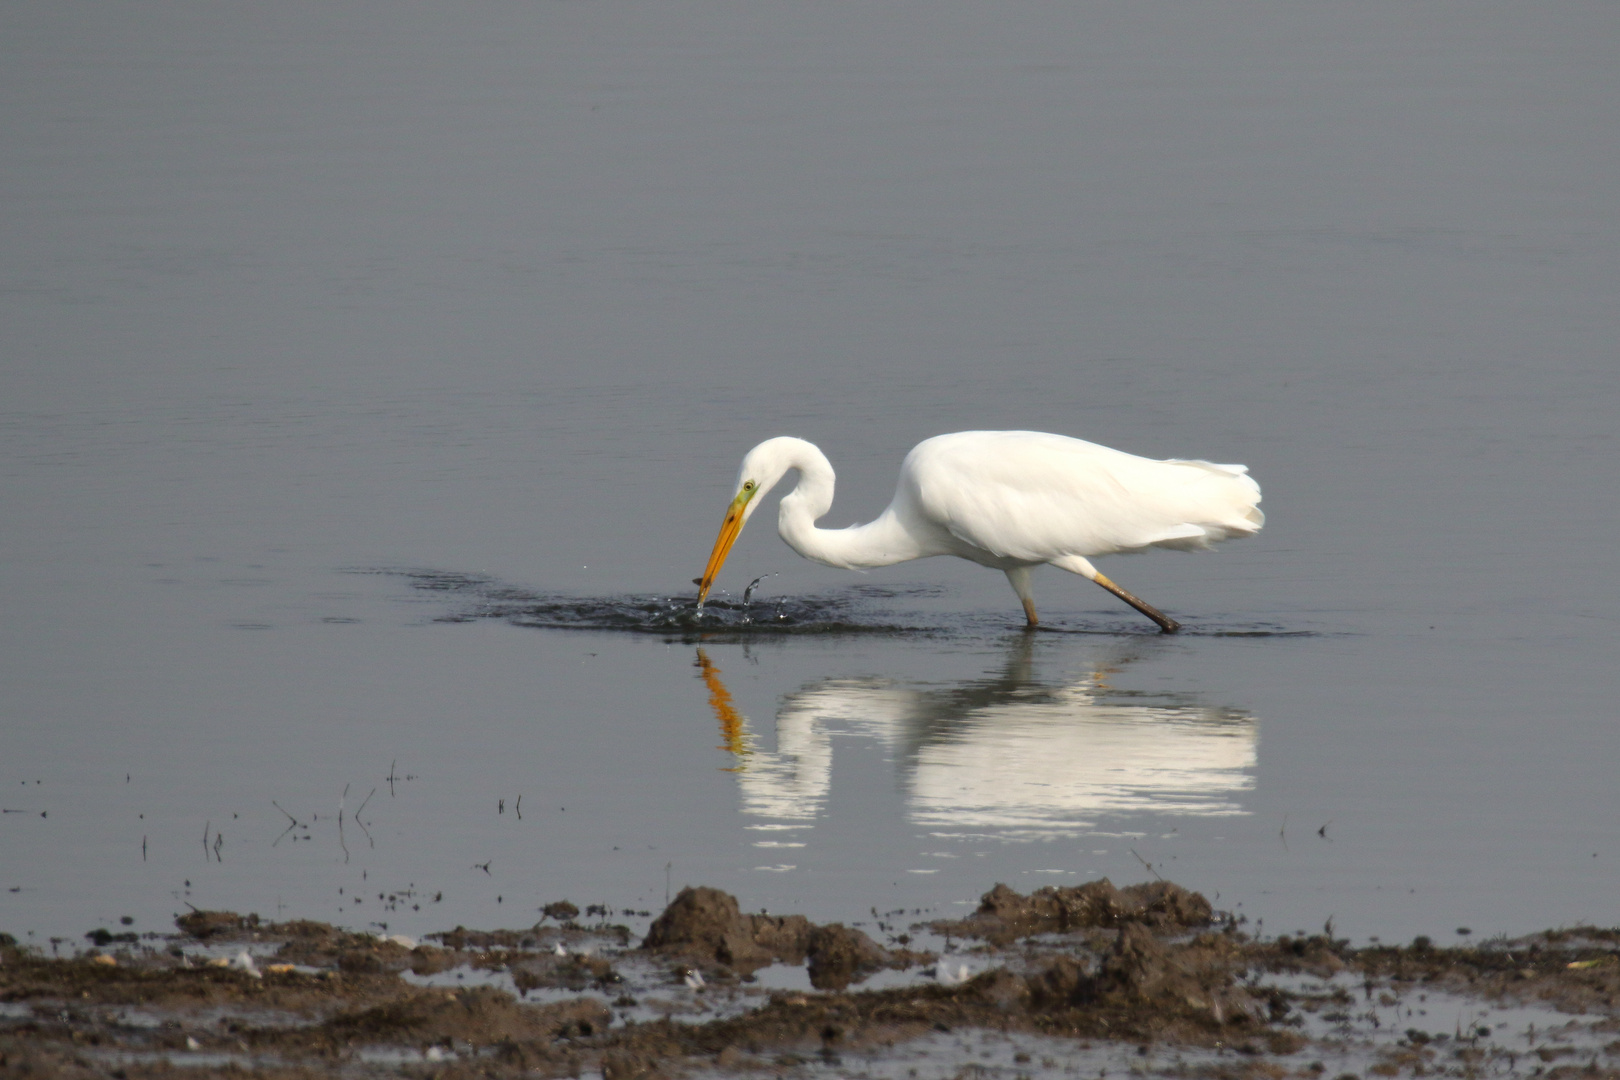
(697, 431, 1263, 632)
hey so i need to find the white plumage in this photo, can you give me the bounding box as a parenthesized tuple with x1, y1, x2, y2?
(696, 430, 1262, 632)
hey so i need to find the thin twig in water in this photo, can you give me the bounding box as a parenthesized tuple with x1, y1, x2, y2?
(1129, 848, 1163, 881)
(203, 821, 211, 861)
(338, 785, 350, 864)
(354, 787, 376, 848)
(515, 794, 522, 820)
(271, 801, 305, 846)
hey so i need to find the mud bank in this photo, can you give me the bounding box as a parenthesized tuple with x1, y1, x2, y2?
(3, 878, 1618, 1078)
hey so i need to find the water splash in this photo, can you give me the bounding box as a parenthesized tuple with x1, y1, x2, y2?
(742, 573, 774, 606)
(374, 569, 930, 637)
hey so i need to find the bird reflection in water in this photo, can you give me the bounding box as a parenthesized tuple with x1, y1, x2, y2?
(693, 638, 1257, 841)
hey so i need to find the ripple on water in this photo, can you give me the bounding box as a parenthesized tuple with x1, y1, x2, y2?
(360, 568, 1323, 640)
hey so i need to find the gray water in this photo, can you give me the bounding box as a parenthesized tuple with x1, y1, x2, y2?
(3, 0, 1617, 949)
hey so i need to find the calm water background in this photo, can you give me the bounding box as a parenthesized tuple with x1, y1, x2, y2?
(3, 1, 1617, 946)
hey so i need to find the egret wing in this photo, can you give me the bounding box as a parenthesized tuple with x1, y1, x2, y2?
(902, 431, 1261, 562)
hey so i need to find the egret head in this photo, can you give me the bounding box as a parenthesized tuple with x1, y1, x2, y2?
(696, 438, 803, 604)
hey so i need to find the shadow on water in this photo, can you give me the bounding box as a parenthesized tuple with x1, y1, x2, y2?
(696, 634, 1259, 841)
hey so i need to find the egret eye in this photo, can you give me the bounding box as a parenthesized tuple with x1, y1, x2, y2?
(743, 481, 756, 491)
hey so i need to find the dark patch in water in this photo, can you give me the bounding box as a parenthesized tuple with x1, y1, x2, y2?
(356, 569, 1320, 640)
(1204, 628, 1322, 638)
(1032, 621, 1323, 639)
(1039, 624, 1323, 638)
(372, 569, 932, 638)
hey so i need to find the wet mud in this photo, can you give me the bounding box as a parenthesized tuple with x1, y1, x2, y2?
(4, 879, 1619, 1078)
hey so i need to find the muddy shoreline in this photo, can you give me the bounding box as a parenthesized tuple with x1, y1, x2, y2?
(4, 878, 1617, 1078)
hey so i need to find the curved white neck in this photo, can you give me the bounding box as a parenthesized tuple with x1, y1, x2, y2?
(757, 440, 926, 570)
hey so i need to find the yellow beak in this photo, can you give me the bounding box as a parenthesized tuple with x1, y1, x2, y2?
(696, 488, 755, 604)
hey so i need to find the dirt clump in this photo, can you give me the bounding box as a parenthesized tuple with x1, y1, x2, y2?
(271, 924, 417, 975)
(541, 900, 580, 922)
(510, 951, 623, 995)
(642, 885, 816, 970)
(1022, 923, 1263, 1034)
(317, 984, 611, 1047)
(805, 923, 898, 990)
(431, 921, 631, 953)
(935, 878, 1213, 945)
(174, 908, 259, 940)
(642, 887, 924, 989)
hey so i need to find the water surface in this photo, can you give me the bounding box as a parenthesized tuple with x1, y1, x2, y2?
(3, 0, 1617, 947)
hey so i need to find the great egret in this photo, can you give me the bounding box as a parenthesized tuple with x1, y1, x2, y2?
(696, 431, 1263, 632)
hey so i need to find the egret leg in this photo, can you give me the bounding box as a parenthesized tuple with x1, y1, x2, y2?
(1092, 572, 1180, 634)
(1004, 567, 1039, 627)
(1050, 555, 1180, 633)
